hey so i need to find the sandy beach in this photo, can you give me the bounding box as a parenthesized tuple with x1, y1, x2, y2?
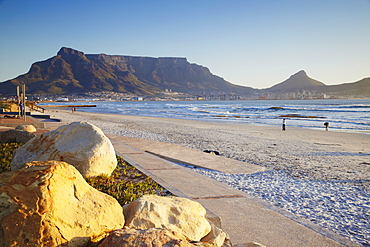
(46, 108, 370, 245)
(48, 108, 370, 185)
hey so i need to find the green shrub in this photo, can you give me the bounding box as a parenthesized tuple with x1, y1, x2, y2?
(85, 156, 170, 205)
(1, 144, 171, 205)
(0, 142, 23, 173)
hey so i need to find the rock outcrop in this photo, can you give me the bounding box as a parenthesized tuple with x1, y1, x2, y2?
(10, 122, 117, 177)
(98, 228, 193, 247)
(201, 222, 229, 247)
(15, 124, 37, 132)
(123, 195, 212, 242)
(0, 160, 124, 246)
(0, 129, 35, 143)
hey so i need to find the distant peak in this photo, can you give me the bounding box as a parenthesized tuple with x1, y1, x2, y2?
(289, 70, 308, 79)
(57, 47, 85, 57)
(295, 70, 307, 76)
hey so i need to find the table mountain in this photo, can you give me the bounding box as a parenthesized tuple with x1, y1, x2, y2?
(0, 47, 255, 96)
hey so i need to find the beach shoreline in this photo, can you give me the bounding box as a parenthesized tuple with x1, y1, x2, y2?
(48, 108, 370, 185)
(39, 99, 370, 135)
(46, 108, 370, 245)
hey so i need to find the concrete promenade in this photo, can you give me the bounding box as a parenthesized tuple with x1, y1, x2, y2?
(107, 135, 360, 247)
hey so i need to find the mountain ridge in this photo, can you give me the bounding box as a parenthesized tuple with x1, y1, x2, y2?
(0, 47, 255, 96)
(0, 47, 369, 97)
(265, 70, 370, 97)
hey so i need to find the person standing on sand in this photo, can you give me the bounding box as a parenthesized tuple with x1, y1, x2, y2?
(324, 122, 329, 131)
(282, 118, 286, 131)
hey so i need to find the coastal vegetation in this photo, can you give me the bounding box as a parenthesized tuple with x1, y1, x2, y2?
(0, 142, 23, 173)
(85, 156, 169, 205)
(0, 143, 169, 205)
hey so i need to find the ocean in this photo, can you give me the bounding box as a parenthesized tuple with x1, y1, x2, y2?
(40, 99, 370, 133)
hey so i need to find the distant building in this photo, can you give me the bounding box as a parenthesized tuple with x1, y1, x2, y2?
(132, 97, 143, 101)
(56, 98, 69, 102)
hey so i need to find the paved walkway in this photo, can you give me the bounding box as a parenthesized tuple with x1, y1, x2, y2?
(107, 135, 360, 247)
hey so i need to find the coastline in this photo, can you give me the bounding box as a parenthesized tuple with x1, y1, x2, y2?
(47, 108, 370, 245)
(48, 108, 370, 185)
(39, 98, 370, 134)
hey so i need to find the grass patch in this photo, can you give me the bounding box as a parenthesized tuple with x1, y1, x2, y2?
(1, 143, 171, 205)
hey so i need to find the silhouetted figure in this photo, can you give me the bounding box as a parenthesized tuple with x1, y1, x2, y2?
(282, 118, 286, 131)
(19, 102, 24, 116)
(324, 122, 329, 131)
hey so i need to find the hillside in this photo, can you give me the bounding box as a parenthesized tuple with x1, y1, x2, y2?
(265, 70, 370, 97)
(323, 78, 370, 96)
(0, 47, 255, 96)
(267, 70, 326, 91)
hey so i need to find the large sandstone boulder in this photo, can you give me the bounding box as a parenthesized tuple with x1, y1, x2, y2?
(15, 124, 37, 132)
(123, 195, 212, 242)
(0, 129, 35, 143)
(10, 121, 117, 177)
(200, 223, 229, 247)
(0, 160, 124, 247)
(98, 228, 194, 247)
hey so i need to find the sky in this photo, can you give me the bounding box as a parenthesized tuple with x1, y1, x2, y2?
(0, 0, 369, 89)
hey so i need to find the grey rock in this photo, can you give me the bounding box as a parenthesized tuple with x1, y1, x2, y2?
(0, 129, 35, 143)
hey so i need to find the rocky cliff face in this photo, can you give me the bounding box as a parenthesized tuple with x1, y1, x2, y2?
(0, 47, 254, 95)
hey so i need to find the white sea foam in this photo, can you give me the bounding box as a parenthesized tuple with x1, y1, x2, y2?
(40, 99, 370, 133)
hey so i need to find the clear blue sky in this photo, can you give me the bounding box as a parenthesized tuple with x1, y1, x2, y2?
(0, 0, 369, 89)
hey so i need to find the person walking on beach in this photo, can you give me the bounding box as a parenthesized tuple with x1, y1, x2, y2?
(282, 118, 286, 131)
(324, 122, 329, 131)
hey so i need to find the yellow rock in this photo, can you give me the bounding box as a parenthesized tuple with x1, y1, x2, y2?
(15, 124, 37, 132)
(0, 160, 124, 247)
(123, 195, 211, 242)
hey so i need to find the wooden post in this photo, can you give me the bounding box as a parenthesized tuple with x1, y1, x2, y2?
(16, 86, 20, 117)
(22, 84, 26, 121)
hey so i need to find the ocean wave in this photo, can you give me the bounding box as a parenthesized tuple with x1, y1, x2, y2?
(40, 99, 370, 133)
